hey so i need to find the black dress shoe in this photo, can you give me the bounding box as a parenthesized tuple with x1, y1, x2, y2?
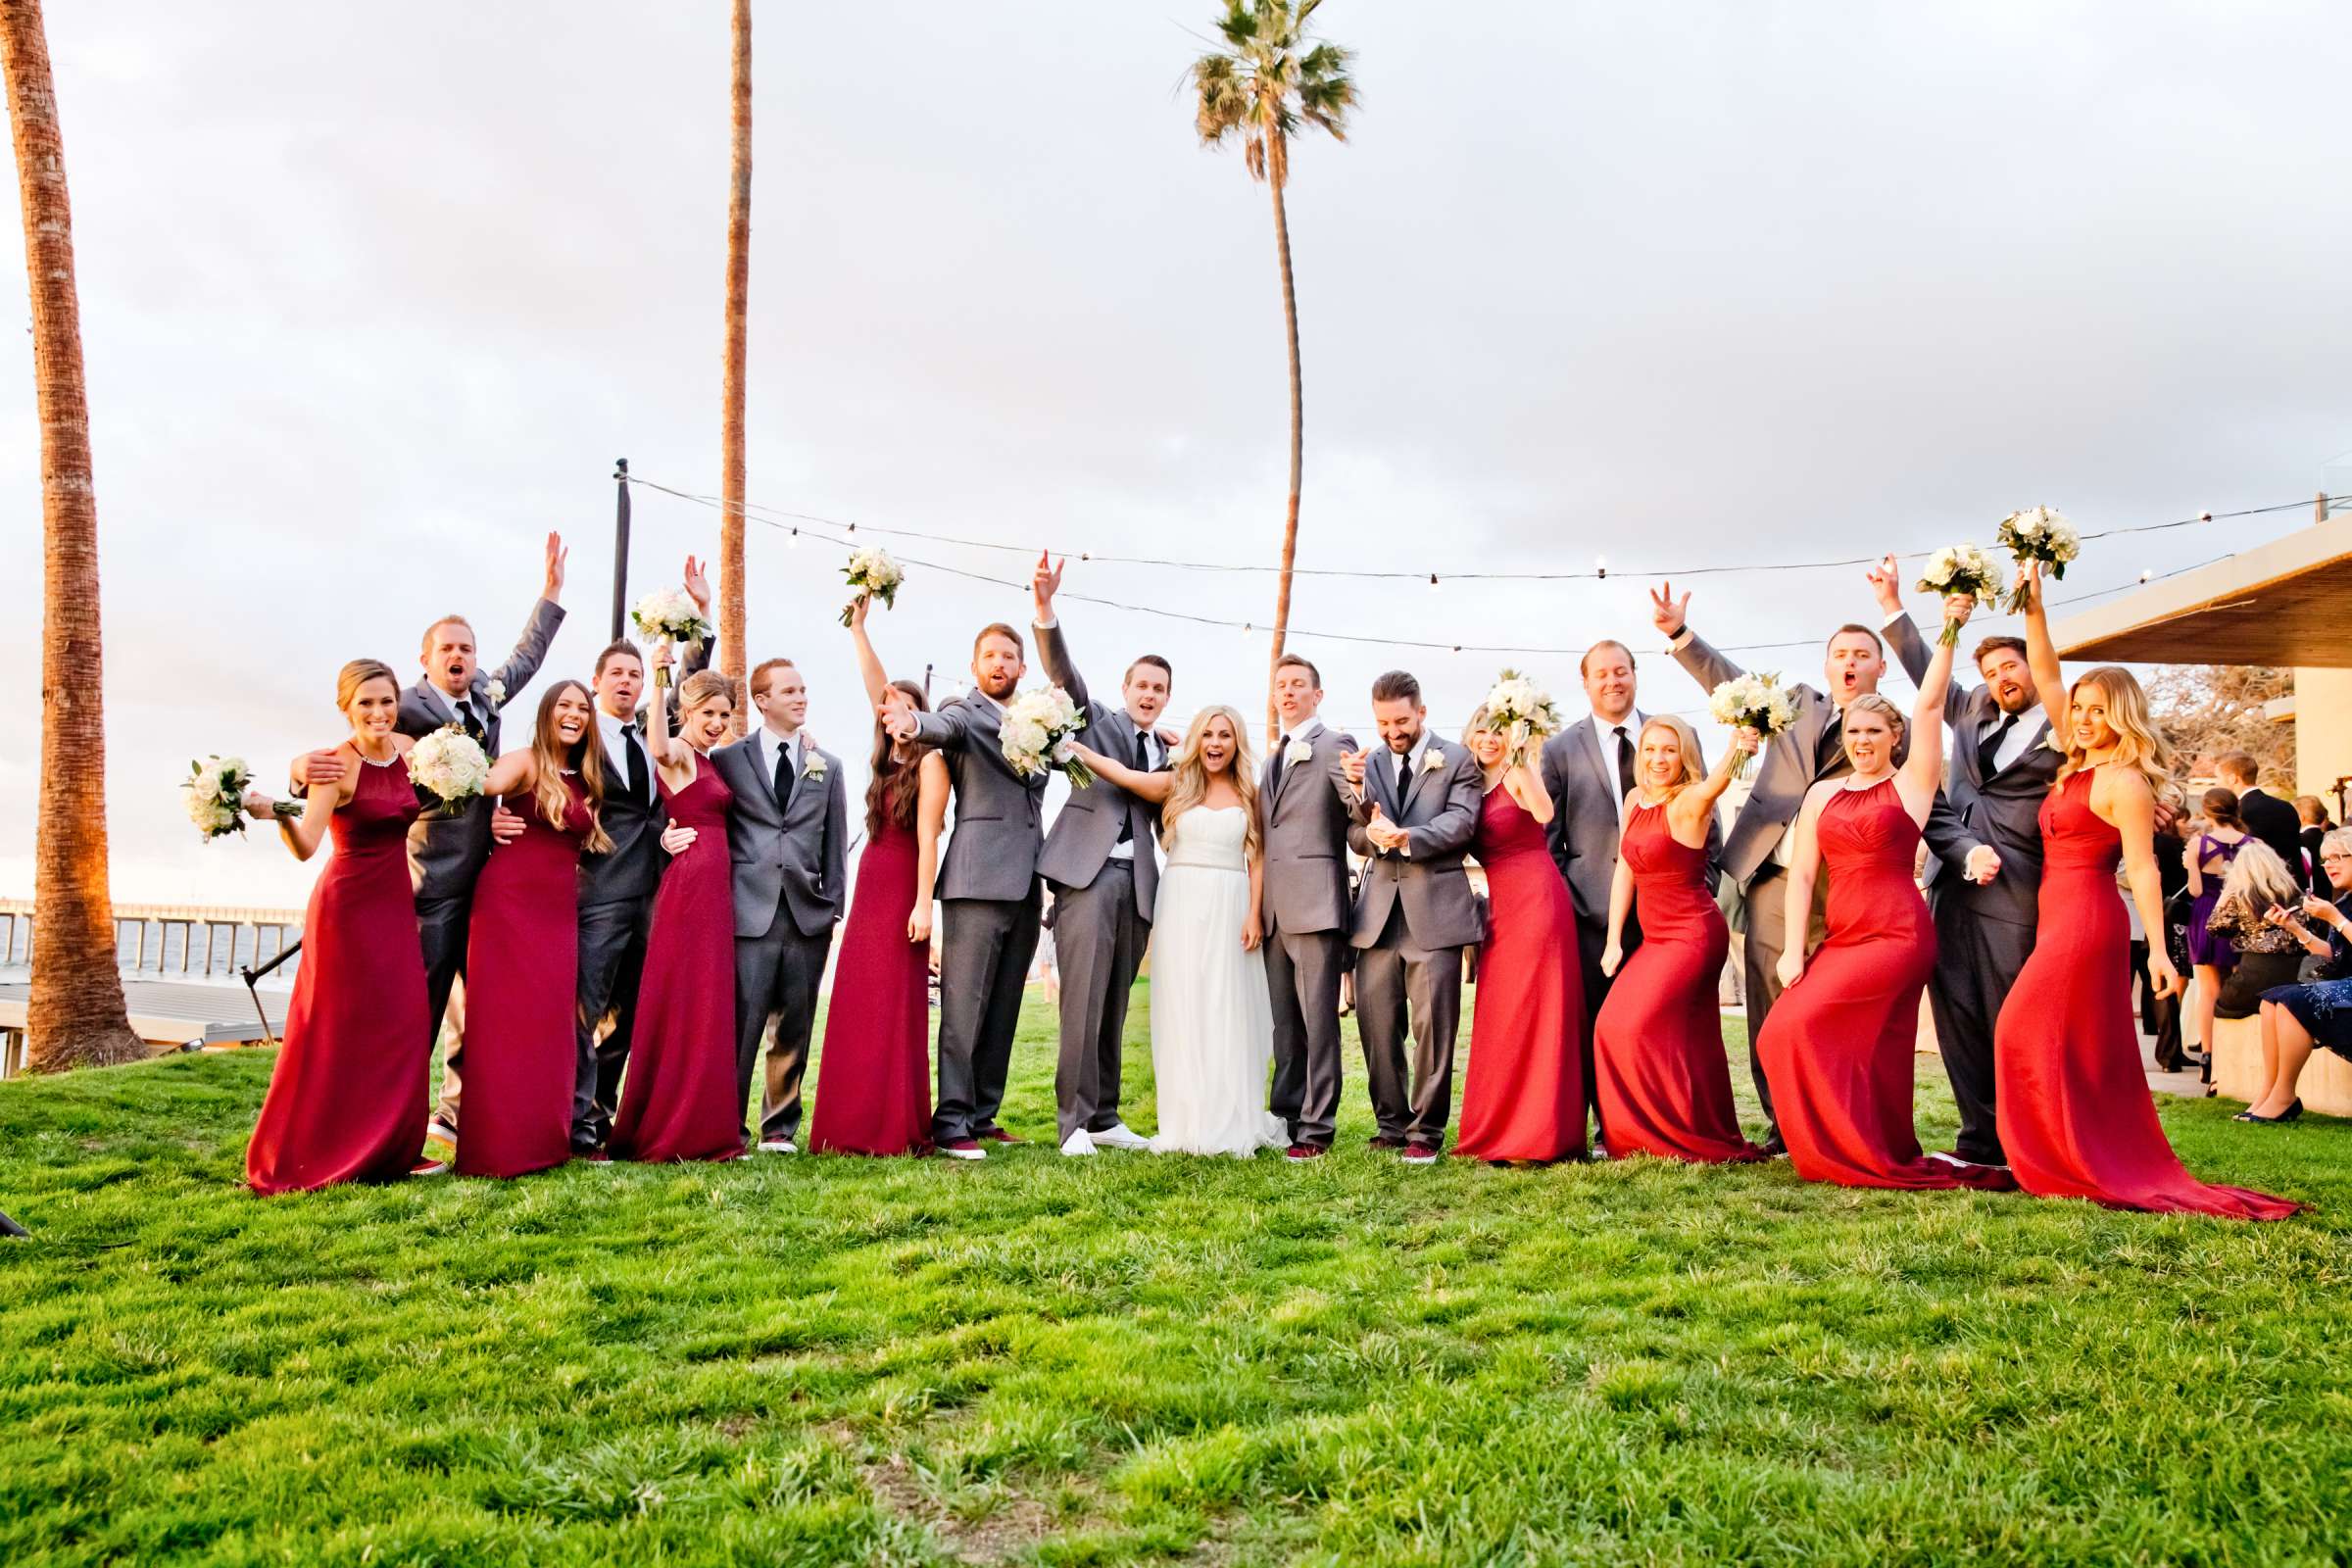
(2244, 1099, 2305, 1125)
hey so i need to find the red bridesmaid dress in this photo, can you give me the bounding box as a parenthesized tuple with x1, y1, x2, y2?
(246, 753, 433, 1194)
(610, 762, 745, 1162)
(1454, 784, 1586, 1161)
(808, 812, 934, 1155)
(1995, 770, 2301, 1219)
(458, 773, 591, 1179)
(1593, 800, 1762, 1163)
(1756, 778, 2011, 1191)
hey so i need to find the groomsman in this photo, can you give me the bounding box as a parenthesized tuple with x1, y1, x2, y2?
(882, 608, 1054, 1159)
(566, 564, 713, 1152)
(1341, 670, 1486, 1163)
(710, 658, 849, 1152)
(1921, 625, 2058, 1169)
(292, 532, 567, 1149)
(1655, 558, 1931, 1153)
(1032, 559, 1171, 1157)
(1258, 654, 1360, 1160)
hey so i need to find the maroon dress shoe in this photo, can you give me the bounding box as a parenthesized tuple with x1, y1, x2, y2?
(976, 1128, 1025, 1146)
(1283, 1144, 1326, 1162)
(938, 1138, 987, 1161)
(1400, 1143, 1441, 1164)
(1366, 1135, 1406, 1150)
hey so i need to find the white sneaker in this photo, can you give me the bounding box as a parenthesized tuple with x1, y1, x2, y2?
(757, 1139, 797, 1154)
(1088, 1122, 1149, 1151)
(1059, 1129, 1096, 1156)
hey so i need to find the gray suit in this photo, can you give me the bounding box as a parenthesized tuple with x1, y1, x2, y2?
(1258, 719, 1360, 1148)
(907, 687, 1052, 1143)
(1348, 737, 1487, 1146)
(711, 731, 849, 1143)
(1033, 623, 1163, 1144)
(392, 597, 564, 1131)
(1922, 690, 2057, 1165)
(1539, 710, 1721, 1139)
(1671, 613, 1930, 1141)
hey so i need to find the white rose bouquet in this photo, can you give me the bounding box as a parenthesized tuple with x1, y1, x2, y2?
(1481, 668, 1562, 760)
(629, 587, 713, 687)
(1997, 505, 2080, 612)
(1914, 542, 2002, 647)
(181, 756, 296, 841)
(1707, 674, 1799, 779)
(839, 547, 905, 627)
(408, 725, 491, 807)
(1000, 685, 1094, 788)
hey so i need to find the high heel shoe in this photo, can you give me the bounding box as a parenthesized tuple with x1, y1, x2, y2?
(2241, 1099, 2304, 1125)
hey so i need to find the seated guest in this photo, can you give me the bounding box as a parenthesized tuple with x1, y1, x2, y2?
(2203, 839, 2309, 1027)
(2240, 830, 2352, 1123)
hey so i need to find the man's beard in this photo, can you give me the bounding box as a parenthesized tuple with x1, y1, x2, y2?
(980, 672, 1018, 700)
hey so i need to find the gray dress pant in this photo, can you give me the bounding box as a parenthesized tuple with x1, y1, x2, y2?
(1050, 861, 1148, 1143)
(1929, 899, 2033, 1166)
(1265, 913, 1348, 1148)
(933, 886, 1043, 1144)
(1353, 904, 1465, 1146)
(734, 913, 834, 1144)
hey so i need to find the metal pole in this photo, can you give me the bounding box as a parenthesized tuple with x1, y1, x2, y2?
(611, 458, 632, 641)
(923, 662, 934, 702)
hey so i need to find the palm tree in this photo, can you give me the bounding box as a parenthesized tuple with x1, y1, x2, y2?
(718, 0, 752, 734)
(1191, 0, 1356, 739)
(2, 0, 145, 1070)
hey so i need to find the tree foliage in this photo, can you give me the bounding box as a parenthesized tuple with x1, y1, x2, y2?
(2144, 664, 2295, 785)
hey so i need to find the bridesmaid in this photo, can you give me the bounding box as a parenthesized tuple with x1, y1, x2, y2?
(1993, 564, 2299, 1218)
(241, 660, 433, 1195)
(1452, 706, 1585, 1162)
(1592, 716, 1763, 1164)
(807, 595, 947, 1156)
(458, 680, 611, 1179)
(1759, 596, 2011, 1191)
(609, 663, 745, 1162)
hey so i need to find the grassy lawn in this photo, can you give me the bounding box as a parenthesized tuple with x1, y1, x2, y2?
(3, 987, 2348, 1566)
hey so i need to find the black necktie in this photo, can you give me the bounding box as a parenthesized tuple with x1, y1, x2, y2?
(1116, 730, 1148, 843)
(1613, 724, 1636, 801)
(457, 697, 484, 744)
(622, 721, 650, 806)
(1816, 708, 1847, 776)
(1271, 733, 1292, 797)
(1978, 712, 2017, 781)
(773, 738, 797, 815)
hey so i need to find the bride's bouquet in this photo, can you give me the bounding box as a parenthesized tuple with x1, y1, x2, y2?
(1997, 506, 2079, 611)
(408, 725, 491, 807)
(1000, 685, 1094, 788)
(1707, 673, 1798, 779)
(629, 587, 712, 686)
(181, 756, 295, 841)
(1914, 543, 2002, 647)
(839, 546, 905, 627)
(1482, 668, 1562, 759)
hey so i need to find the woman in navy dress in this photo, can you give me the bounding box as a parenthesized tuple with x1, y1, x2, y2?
(241, 660, 432, 1195)
(458, 680, 611, 1179)
(2241, 829, 2352, 1123)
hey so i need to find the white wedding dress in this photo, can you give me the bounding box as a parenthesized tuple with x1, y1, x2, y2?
(1149, 805, 1289, 1157)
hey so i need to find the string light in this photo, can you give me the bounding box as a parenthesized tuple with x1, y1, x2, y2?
(1595, 555, 1608, 580)
(1428, 573, 1441, 592)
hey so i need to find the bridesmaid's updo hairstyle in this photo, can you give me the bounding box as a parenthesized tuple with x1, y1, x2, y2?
(1636, 714, 1707, 800)
(2201, 787, 2243, 831)
(1842, 692, 1906, 741)
(529, 678, 613, 855)
(336, 659, 399, 713)
(677, 670, 735, 723)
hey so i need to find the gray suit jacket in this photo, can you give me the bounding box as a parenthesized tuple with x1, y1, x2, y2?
(1346, 737, 1487, 951)
(1033, 622, 1162, 920)
(395, 596, 564, 903)
(1922, 691, 2059, 929)
(1540, 710, 1722, 928)
(1671, 612, 1931, 888)
(1257, 720, 1360, 935)
(908, 690, 1051, 904)
(710, 734, 849, 940)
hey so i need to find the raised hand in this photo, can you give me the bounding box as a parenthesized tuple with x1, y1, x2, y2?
(683, 554, 712, 614)
(847, 591, 869, 632)
(543, 531, 568, 601)
(1649, 582, 1690, 639)
(1865, 554, 1903, 615)
(1942, 591, 1979, 628)
(2011, 556, 2044, 614)
(878, 700, 918, 743)
(1031, 548, 1065, 621)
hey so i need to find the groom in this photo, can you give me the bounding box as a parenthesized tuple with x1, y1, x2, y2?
(1342, 669, 1486, 1163)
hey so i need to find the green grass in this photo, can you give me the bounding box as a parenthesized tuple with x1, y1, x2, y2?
(3, 989, 2349, 1567)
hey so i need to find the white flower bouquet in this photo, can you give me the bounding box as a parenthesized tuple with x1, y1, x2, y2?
(408, 725, 491, 807)
(630, 587, 712, 686)
(1000, 685, 1094, 788)
(1914, 542, 2003, 647)
(839, 547, 905, 627)
(1482, 668, 1562, 758)
(1707, 673, 1799, 779)
(181, 756, 295, 841)
(1997, 506, 2080, 612)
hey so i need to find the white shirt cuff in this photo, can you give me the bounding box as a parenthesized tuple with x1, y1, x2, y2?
(1882, 609, 1907, 630)
(1668, 627, 1694, 653)
(1034, 615, 1058, 629)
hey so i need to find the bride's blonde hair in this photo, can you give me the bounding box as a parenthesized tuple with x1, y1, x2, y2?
(2055, 665, 2173, 796)
(1162, 705, 1261, 859)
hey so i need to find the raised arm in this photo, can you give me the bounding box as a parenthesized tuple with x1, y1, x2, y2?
(1867, 554, 1934, 689)
(1029, 551, 1089, 711)
(1066, 740, 1175, 803)
(484, 532, 568, 698)
(1775, 784, 1833, 989)
(2017, 561, 2069, 741)
(1897, 617, 1961, 817)
(1666, 729, 1756, 849)
(645, 645, 686, 770)
(1653, 582, 1742, 692)
(846, 594, 894, 711)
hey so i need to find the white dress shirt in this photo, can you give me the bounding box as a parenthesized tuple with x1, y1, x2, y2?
(1106, 722, 1162, 863)
(1979, 708, 2039, 774)
(754, 724, 804, 793)
(596, 707, 645, 792)
(1588, 710, 1642, 827)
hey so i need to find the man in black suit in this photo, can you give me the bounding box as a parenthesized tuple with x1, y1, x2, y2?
(1919, 629, 2061, 1169)
(2219, 751, 2308, 890)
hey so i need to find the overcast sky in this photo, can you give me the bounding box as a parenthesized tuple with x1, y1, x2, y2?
(5, 1, 2349, 906)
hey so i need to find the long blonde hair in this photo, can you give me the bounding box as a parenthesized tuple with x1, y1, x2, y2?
(2219, 838, 2299, 919)
(1162, 705, 1260, 859)
(2054, 665, 2172, 796)
(531, 680, 612, 854)
(1636, 714, 1707, 801)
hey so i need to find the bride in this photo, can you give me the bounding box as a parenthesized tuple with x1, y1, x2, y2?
(1070, 706, 1287, 1157)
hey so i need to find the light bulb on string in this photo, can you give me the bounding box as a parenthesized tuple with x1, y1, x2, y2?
(1594, 555, 1608, 580)
(2138, 568, 2155, 583)
(1428, 573, 1441, 592)
(787, 527, 800, 550)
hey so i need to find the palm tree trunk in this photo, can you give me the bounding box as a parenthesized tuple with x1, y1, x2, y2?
(1263, 128, 1304, 745)
(2, 0, 144, 1072)
(718, 0, 752, 735)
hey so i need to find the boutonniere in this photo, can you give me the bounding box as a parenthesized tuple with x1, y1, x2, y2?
(484, 678, 507, 708)
(1421, 747, 1446, 774)
(803, 753, 828, 782)
(1285, 739, 1313, 766)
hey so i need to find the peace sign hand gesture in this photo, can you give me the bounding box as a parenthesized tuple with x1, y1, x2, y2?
(1649, 582, 1691, 639)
